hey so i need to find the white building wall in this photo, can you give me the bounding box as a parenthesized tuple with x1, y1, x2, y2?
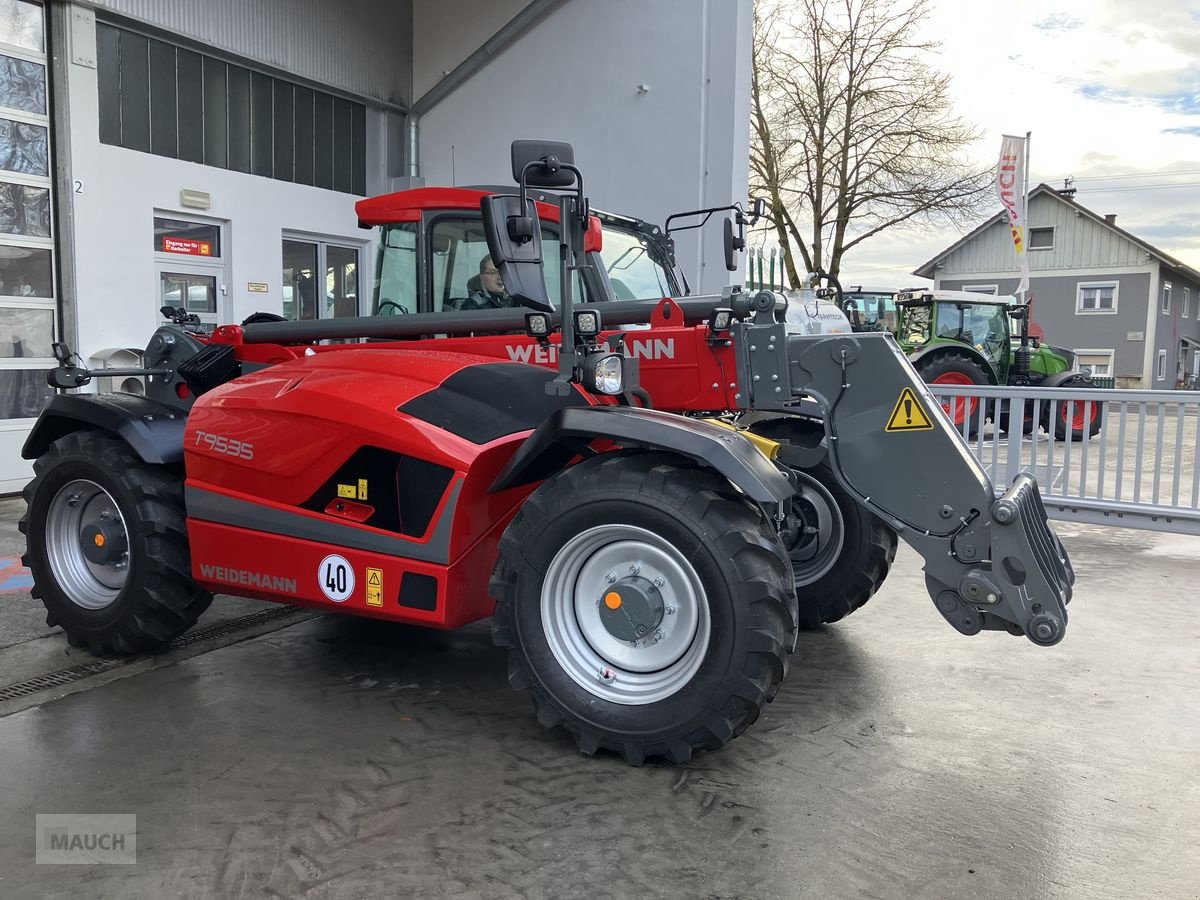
(89, 0, 413, 104)
(414, 0, 754, 295)
(61, 11, 378, 364)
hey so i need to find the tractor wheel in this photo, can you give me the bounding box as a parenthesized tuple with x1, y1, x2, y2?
(1045, 376, 1103, 441)
(994, 399, 1037, 436)
(914, 352, 988, 435)
(751, 420, 897, 627)
(490, 451, 795, 765)
(19, 431, 211, 655)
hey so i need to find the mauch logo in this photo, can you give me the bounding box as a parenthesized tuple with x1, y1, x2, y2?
(36, 814, 137, 864)
(505, 338, 676, 365)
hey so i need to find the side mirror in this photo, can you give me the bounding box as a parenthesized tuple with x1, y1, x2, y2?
(480, 195, 553, 313)
(511, 140, 577, 188)
(723, 217, 744, 272)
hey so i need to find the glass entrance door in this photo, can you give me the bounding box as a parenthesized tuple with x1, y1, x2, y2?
(281, 235, 359, 321)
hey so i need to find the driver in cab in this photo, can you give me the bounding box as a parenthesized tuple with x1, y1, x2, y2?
(462, 255, 514, 310)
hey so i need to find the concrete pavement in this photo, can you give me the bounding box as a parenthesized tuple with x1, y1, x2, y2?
(0, 497, 1197, 899)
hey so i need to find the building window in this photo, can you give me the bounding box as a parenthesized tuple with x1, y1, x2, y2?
(96, 22, 368, 195)
(1156, 349, 1167, 381)
(1075, 350, 1114, 377)
(282, 236, 359, 321)
(1162, 281, 1171, 315)
(0, 0, 55, 421)
(1076, 281, 1117, 314)
(1028, 227, 1054, 250)
(962, 284, 998, 295)
(1184, 286, 1191, 319)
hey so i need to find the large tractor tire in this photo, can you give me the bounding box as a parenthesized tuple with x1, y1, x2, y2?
(1044, 375, 1104, 441)
(752, 419, 898, 627)
(914, 351, 989, 435)
(19, 431, 211, 655)
(490, 451, 796, 765)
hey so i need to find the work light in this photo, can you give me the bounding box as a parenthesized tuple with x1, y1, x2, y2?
(573, 309, 602, 337)
(583, 353, 623, 395)
(525, 312, 550, 338)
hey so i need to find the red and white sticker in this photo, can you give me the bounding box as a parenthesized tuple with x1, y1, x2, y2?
(318, 554, 355, 602)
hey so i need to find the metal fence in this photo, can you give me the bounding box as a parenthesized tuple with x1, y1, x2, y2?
(926, 384, 1200, 535)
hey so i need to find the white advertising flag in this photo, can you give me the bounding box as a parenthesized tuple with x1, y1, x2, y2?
(997, 135, 1030, 294)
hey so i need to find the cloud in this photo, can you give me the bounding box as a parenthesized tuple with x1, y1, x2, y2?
(1164, 126, 1200, 136)
(1033, 13, 1083, 32)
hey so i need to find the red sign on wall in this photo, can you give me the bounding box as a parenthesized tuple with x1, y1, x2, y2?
(162, 237, 213, 256)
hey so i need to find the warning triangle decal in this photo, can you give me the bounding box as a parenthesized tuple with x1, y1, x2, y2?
(367, 570, 382, 586)
(885, 387, 935, 432)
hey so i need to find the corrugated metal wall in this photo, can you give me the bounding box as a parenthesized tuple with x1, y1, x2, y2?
(88, 0, 413, 105)
(944, 193, 1147, 275)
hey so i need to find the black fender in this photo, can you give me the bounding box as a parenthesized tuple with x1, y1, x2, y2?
(489, 405, 794, 504)
(907, 343, 999, 383)
(22, 393, 188, 464)
(1039, 370, 1093, 389)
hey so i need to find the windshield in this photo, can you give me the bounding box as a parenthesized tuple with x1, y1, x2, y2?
(843, 292, 896, 331)
(934, 302, 1008, 363)
(600, 227, 675, 300)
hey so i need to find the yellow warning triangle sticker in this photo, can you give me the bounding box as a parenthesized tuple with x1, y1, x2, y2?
(885, 387, 935, 432)
(367, 570, 382, 585)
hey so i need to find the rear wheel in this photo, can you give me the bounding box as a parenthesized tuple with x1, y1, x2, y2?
(19, 431, 211, 654)
(752, 420, 898, 627)
(1045, 375, 1103, 441)
(490, 451, 795, 765)
(914, 352, 988, 435)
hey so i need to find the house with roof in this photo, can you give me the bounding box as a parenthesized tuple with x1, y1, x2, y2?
(914, 184, 1200, 388)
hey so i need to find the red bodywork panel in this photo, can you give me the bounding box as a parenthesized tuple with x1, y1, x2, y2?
(184, 345, 594, 629)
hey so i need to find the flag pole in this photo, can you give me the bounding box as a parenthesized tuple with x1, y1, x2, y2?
(1023, 130, 1031, 304)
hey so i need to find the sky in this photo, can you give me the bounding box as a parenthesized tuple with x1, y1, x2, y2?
(826, 0, 1200, 288)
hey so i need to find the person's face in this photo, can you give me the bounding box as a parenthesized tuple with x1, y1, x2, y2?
(480, 259, 505, 295)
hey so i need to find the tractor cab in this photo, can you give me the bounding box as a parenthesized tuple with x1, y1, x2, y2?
(896, 289, 1015, 383)
(840, 286, 898, 333)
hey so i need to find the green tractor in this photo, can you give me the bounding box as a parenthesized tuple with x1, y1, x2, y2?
(895, 289, 1102, 440)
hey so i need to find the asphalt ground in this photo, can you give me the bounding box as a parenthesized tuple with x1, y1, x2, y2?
(0, 496, 1196, 899)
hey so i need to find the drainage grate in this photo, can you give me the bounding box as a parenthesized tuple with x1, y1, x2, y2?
(0, 659, 125, 701)
(164, 605, 310, 650)
(0, 605, 311, 703)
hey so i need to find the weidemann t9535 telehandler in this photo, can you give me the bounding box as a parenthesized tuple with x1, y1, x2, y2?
(21, 141, 1073, 764)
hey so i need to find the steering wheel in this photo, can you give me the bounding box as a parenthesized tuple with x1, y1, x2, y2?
(377, 299, 407, 315)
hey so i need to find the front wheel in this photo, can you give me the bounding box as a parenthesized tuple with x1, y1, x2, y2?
(752, 420, 897, 627)
(490, 452, 796, 765)
(915, 352, 989, 435)
(1045, 376, 1104, 441)
(19, 431, 211, 654)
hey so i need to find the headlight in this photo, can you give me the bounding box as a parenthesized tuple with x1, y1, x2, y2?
(525, 312, 550, 337)
(583, 353, 623, 395)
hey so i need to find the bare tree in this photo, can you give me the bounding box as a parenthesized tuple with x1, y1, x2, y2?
(751, 0, 990, 285)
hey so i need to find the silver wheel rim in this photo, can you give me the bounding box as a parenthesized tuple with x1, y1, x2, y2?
(541, 524, 711, 706)
(787, 471, 845, 587)
(45, 479, 130, 610)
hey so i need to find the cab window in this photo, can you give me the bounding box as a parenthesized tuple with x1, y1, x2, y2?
(371, 223, 417, 315)
(427, 215, 585, 311)
(600, 227, 674, 300)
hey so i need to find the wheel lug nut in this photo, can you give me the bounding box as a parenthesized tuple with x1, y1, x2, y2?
(598, 668, 616, 684)
(665, 604, 676, 615)
(653, 576, 665, 588)
(629, 563, 641, 575)
(654, 629, 666, 642)
(604, 572, 617, 584)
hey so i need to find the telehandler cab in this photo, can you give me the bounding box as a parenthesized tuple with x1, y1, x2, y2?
(22, 141, 1074, 764)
